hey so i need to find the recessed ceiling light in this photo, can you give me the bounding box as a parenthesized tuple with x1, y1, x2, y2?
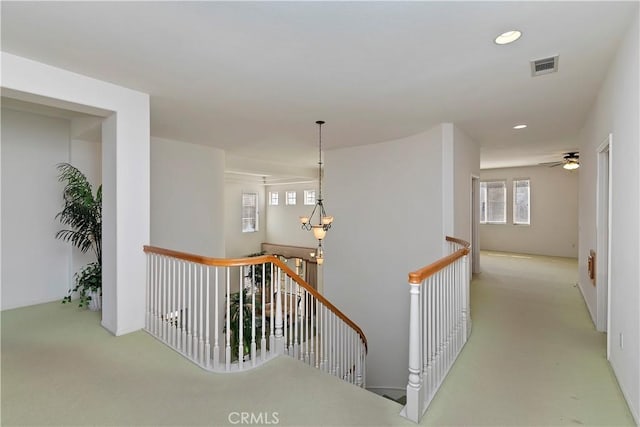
(495, 30, 522, 45)
(513, 124, 527, 129)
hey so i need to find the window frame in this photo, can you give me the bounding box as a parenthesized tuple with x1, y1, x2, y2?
(480, 180, 507, 224)
(513, 178, 531, 225)
(285, 191, 297, 206)
(268, 191, 279, 206)
(303, 190, 316, 206)
(241, 192, 259, 233)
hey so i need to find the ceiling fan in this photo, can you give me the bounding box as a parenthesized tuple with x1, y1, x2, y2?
(539, 152, 580, 170)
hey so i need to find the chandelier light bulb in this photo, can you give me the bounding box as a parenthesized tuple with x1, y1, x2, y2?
(312, 226, 327, 240)
(299, 216, 310, 225)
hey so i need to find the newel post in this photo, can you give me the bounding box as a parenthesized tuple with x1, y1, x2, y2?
(462, 252, 470, 341)
(405, 282, 423, 422)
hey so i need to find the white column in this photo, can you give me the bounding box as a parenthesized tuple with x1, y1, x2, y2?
(1, 53, 150, 336)
(405, 282, 423, 423)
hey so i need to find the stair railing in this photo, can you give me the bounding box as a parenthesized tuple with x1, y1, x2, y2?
(143, 246, 367, 387)
(401, 236, 471, 423)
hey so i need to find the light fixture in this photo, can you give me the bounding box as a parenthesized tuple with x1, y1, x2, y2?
(562, 152, 580, 170)
(494, 30, 522, 45)
(563, 160, 580, 170)
(513, 124, 527, 129)
(300, 121, 334, 263)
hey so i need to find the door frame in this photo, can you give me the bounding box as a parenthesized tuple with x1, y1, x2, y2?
(596, 134, 612, 347)
(471, 175, 480, 274)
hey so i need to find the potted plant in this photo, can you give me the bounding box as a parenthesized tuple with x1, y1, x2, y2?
(55, 163, 102, 310)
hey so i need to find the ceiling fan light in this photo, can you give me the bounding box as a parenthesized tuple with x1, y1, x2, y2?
(563, 161, 579, 170)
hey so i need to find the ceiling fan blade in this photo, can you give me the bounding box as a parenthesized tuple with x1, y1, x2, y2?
(538, 161, 563, 167)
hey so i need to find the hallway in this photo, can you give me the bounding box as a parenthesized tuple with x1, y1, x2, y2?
(421, 251, 634, 426)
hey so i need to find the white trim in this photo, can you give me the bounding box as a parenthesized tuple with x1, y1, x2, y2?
(595, 134, 612, 347)
(471, 175, 481, 274)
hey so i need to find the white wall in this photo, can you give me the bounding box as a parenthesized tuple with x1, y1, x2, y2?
(323, 125, 446, 391)
(150, 137, 225, 257)
(578, 12, 639, 422)
(1, 107, 103, 310)
(265, 183, 320, 249)
(479, 165, 579, 258)
(453, 125, 481, 244)
(2, 51, 150, 335)
(1, 109, 70, 309)
(224, 180, 266, 258)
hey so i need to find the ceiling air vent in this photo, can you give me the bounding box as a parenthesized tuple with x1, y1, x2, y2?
(531, 55, 559, 77)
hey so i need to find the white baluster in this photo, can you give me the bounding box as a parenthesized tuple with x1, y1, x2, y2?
(251, 265, 256, 366)
(191, 264, 197, 361)
(171, 259, 176, 348)
(214, 267, 219, 369)
(293, 281, 299, 360)
(163, 257, 168, 342)
(269, 263, 275, 353)
(239, 266, 244, 369)
(261, 262, 266, 361)
(181, 261, 187, 352)
(310, 295, 316, 367)
(205, 266, 211, 368)
(186, 263, 192, 357)
(287, 278, 293, 355)
(225, 266, 231, 371)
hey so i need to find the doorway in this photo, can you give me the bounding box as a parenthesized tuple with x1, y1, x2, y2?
(596, 134, 611, 339)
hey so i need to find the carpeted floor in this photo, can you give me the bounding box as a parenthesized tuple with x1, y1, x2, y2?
(1, 252, 635, 426)
(422, 251, 635, 426)
(0, 301, 408, 427)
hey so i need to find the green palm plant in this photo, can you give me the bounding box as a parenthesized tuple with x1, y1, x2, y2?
(55, 163, 102, 308)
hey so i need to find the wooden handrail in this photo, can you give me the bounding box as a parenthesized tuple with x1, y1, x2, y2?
(143, 245, 368, 352)
(445, 236, 471, 248)
(408, 236, 470, 284)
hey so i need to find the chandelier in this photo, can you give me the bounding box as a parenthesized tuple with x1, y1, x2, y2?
(300, 120, 334, 265)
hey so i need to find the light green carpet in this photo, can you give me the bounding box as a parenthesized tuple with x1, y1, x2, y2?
(1, 252, 635, 426)
(1, 301, 409, 427)
(421, 251, 635, 426)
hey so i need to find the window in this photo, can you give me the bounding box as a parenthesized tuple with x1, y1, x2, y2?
(480, 181, 506, 224)
(269, 191, 279, 206)
(242, 193, 259, 232)
(513, 179, 530, 225)
(304, 190, 316, 205)
(285, 191, 297, 205)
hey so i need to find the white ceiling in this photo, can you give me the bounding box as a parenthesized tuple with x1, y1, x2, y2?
(1, 1, 637, 171)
